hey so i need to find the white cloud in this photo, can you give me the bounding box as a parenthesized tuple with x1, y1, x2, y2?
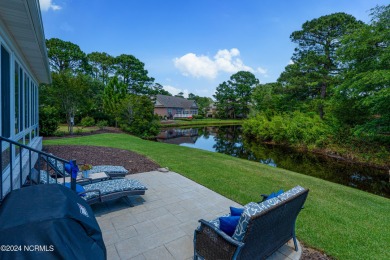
(256, 67, 268, 76)
(288, 59, 294, 65)
(174, 48, 255, 79)
(163, 85, 190, 98)
(173, 53, 217, 79)
(39, 0, 61, 12)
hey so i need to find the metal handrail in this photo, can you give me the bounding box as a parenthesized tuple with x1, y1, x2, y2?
(0, 135, 76, 202)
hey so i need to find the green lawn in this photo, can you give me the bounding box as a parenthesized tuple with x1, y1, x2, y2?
(43, 133, 390, 259)
(161, 118, 242, 127)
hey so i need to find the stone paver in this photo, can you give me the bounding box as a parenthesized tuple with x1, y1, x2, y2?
(92, 170, 302, 260)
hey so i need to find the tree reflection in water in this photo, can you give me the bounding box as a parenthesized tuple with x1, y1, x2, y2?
(157, 125, 390, 198)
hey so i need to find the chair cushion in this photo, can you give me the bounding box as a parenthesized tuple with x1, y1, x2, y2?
(219, 216, 240, 236)
(89, 165, 128, 175)
(277, 186, 305, 202)
(232, 198, 281, 241)
(232, 186, 306, 241)
(47, 156, 70, 176)
(39, 170, 58, 184)
(82, 178, 147, 200)
(230, 206, 244, 216)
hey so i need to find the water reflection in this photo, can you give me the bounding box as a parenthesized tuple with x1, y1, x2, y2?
(157, 125, 390, 198)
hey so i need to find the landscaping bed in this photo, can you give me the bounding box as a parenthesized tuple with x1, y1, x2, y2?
(42, 145, 160, 174)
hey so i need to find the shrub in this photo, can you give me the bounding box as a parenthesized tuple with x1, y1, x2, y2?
(80, 116, 95, 127)
(120, 95, 161, 138)
(193, 115, 204, 119)
(243, 112, 331, 148)
(53, 130, 66, 137)
(96, 120, 108, 130)
(39, 106, 60, 136)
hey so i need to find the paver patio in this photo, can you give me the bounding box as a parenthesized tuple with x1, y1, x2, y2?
(91, 170, 302, 260)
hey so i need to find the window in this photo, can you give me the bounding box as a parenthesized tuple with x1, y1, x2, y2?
(14, 62, 19, 134)
(24, 74, 29, 128)
(19, 68, 24, 131)
(1, 45, 11, 138)
(30, 80, 33, 127)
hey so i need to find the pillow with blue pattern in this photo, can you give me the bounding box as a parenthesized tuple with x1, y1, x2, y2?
(219, 216, 240, 236)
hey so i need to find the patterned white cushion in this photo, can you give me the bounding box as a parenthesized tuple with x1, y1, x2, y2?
(232, 185, 306, 241)
(277, 186, 305, 202)
(49, 157, 128, 176)
(82, 179, 147, 200)
(48, 156, 70, 176)
(89, 165, 128, 175)
(39, 170, 58, 184)
(38, 170, 147, 201)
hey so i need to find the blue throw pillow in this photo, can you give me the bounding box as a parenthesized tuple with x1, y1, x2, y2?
(64, 183, 86, 197)
(219, 216, 240, 236)
(266, 189, 284, 200)
(230, 206, 244, 216)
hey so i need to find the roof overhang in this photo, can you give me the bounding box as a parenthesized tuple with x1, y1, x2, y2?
(0, 0, 51, 84)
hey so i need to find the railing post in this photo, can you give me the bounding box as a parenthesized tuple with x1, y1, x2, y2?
(70, 159, 77, 191)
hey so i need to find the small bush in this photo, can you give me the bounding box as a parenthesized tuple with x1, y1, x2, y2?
(75, 128, 83, 135)
(39, 106, 60, 136)
(53, 130, 66, 137)
(96, 120, 108, 130)
(80, 116, 95, 127)
(193, 115, 204, 119)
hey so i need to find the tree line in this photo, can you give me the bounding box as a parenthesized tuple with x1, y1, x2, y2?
(213, 5, 389, 165)
(40, 38, 173, 137)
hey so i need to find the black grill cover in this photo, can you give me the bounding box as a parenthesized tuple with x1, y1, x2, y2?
(0, 184, 106, 260)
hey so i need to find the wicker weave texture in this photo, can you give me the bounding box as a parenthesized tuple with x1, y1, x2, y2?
(195, 225, 237, 259)
(194, 189, 309, 260)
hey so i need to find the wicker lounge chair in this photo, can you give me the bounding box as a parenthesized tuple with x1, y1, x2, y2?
(194, 186, 309, 260)
(43, 154, 128, 178)
(31, 169, 147, 205)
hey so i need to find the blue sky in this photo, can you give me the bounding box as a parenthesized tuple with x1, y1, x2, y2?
(40, 0, 388, 98)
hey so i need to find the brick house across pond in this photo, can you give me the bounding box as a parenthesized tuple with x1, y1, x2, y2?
(154, 94, 198, 119)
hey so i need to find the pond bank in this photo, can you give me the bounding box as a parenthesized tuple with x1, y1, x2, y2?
(259, 140, 389, 170)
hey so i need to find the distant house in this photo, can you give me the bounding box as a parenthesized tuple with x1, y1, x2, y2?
(206, 103, 217, 118)
(0, 0, 51, 197)
(154, 95, 198, 119)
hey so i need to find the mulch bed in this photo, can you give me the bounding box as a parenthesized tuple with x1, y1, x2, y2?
(42, 145, 160, 174)
(43, 136, 331, 259)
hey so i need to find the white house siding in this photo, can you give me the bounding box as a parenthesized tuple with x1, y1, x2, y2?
(0, 0, 49, 198)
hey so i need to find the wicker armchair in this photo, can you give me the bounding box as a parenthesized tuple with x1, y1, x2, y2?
(194, 186, 309, 260)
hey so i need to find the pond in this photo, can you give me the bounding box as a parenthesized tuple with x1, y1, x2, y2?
(156, 125, 390, 198)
